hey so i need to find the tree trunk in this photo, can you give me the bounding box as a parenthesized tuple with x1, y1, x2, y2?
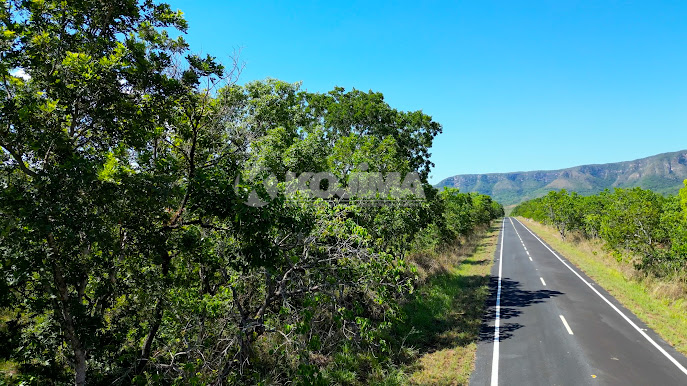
(135, 297, 164, 375)
(52, 266, 88, 385)
(74, 348, 87, 386)
(47, 235, 88, 386)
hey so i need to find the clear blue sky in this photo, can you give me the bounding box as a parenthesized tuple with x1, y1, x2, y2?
(167, 0, 687, 184)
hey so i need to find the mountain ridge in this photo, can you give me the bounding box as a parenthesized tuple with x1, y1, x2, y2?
(435, 150, 687, 206)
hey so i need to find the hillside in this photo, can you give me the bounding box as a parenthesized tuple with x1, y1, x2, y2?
(436, 150, 687, 206)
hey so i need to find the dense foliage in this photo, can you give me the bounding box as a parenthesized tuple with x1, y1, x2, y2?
(511, 185, 687, 277)
(0, 1, 503, 384)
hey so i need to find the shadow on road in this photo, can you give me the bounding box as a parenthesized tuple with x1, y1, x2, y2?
(395, 224, 554, 376)
(478, 277, 563, 342)
(396, 226, 501, 353)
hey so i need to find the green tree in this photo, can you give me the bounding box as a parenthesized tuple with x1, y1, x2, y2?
(0, 3, 503, 384)
(305, 87, 442, 180)
(656, 195, 687, 275)
(576, 191, 609, 239)
(599, 188, 666, 269)
(541, 190, 581, 239)
(0, 1, 228, 383)
(680, 180, 687, 217)
(440, 188, 475, 239)
(513, 186, 687, 278)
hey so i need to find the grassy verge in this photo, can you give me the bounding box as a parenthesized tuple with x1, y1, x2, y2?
(516, 217, 687, 355)
(400, 221, 500, 385)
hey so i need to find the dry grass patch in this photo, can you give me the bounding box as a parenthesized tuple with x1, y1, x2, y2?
(408, 225, 491, 285)
(410, 346, 475, 386)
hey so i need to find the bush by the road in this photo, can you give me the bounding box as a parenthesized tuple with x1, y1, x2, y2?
(512, 185, 687, 277)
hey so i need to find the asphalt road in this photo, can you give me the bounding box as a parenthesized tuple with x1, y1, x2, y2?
(470, 217, 687, 386)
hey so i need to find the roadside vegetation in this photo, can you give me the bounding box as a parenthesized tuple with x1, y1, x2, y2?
(403, 222, 499, 385)
(0, 1, 503, 384)
(511, 185, 687, 354)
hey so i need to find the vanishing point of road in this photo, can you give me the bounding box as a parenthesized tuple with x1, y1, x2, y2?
(471, 217, 687, 385)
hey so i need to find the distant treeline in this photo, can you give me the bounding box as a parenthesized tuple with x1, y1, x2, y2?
(511, 184, 687, 277)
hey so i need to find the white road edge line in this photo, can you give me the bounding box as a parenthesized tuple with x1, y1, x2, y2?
(512, 218, 687, 376)
(509, 218, 524, 243)
(491, 218, 506, 386)
(540, 277, 546, 286)
(508, 218, 530, 258)
(560, 315, 574, 335)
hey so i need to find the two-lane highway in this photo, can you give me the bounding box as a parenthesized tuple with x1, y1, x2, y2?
(471, 218, 687, 385)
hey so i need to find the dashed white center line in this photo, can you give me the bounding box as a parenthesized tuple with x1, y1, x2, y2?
(540, 277, 547, 286)
(560, 315, 574, 335)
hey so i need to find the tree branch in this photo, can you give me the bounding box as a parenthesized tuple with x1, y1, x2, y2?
(0, 140, 37, 177)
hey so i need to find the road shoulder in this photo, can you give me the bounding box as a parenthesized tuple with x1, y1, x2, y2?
(404, 221, 501, 385)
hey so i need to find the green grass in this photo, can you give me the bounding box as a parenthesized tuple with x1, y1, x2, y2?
(400, 222, 500, 385)
(516, 217, 687, 355)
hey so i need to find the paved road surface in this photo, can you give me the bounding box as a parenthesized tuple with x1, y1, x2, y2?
(470, 217, 687, 385)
